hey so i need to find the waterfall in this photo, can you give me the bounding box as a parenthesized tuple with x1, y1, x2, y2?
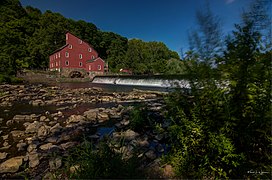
(91, 76, 191, 88)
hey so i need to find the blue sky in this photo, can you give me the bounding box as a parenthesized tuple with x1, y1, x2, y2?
(20, 0, 255, 55)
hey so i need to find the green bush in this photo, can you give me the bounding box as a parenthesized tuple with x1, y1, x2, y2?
(129, 105, 150, 132)
(61, 139, 144, 179)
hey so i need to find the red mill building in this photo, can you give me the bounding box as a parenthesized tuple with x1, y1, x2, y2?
(49, 32, 105, 77)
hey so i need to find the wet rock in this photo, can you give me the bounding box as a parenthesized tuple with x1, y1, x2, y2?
(28, 152, 39, 168)
(25, 121, 42, 134)
(145, 150, 156, 160)
(17, 142, 27, 151)
(0, 156, 24, 173)
(49, 157, 62, 171)
(0, 152, 8, 160)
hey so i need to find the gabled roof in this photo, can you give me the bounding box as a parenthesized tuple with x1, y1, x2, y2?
(49, 44, 69, 55)
(86, 57, 105, 63)
(66, 31, 98, 55)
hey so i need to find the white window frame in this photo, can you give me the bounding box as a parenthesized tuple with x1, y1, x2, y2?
(65, 60, 69, 66)
(79, 54, 82, 59)
(65, 52, 69, 58)
(79, 39, 82, 44)
(69, 44, 73, 49)
(88, 65, 91, 70)
(92, 55, 95, 60)
(88, 48, 92, 52)
(56, 62, 58, 66)
(98, 65, 101, 70)
(58, 52, 60, 58)
(66, 34, 68, 40)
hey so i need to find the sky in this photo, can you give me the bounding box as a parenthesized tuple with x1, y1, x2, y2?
(20, 0, 256, 55)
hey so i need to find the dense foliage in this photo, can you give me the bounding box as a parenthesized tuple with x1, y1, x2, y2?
(165, 0, 271, 178)
(0, 0, 180, 80)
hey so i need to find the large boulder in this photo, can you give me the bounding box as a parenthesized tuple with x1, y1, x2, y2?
(0, 156, 24, 173)
(83, 109, 98, 121)
(67, 115, 86, 124)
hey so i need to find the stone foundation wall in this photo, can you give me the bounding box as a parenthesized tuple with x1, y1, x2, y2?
(61, 68, 87, 78)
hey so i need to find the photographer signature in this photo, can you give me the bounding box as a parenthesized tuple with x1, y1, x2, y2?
(247, 169, 269, 175)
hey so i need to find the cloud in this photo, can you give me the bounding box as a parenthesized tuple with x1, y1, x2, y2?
(225, 0, 235, 4)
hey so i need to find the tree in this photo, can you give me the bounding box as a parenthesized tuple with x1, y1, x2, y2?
(188, 2, 223, 65)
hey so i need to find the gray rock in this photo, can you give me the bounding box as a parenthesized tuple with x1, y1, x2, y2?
(46, 136, 58, 143)
(98, 112, 109, 123)
(112, 129, 139, 141)
(6, 120, 14, 126)
(0, 152, 8, 160)
(3, 141, 9, 147)
(0, 156, 24, 173)
(17, 142, 27, 151)
(39, 116, 47, 122)
(28, 152, 39, 168)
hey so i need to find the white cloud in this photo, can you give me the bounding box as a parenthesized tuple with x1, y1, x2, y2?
(225, 0, 235, 4)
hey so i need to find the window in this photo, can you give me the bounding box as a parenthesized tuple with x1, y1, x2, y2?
(56, 62, 58, 66)
(98, 65, 101, 70)
(79, 54, 82, 59)
(79, 39, 82, 44)
(65, 60, 69, 66)
(79, 62, 82, 67)
(88, 48, 92, 52)
(69, 44, 72, 49)
(65, 52, 69, 57)
(66, 34, 68, 40)
(92, 55, 95, 60)
(55, 54, 57, 59)
(88, 65, 91, 70)
(58, 53, 60, 58)
(52, 63, 54, 67)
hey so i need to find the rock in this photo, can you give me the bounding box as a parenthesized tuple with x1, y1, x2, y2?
(98, 112, 109, 122)
(0, 152, 8, 160)
(2, 134, 8, 140)
(3, 141, 9, 147)
(50, 123, 62, 134)
(6, 120, 14, 126)
(112, 129, 139, 141)
(83, 109, 98, 120)
(40, 116, 47, 121)
(60, 142, 78, 150)
(39, 143, 53, 151)
(0, 156, 24, 173)
(46, 136, 58, 143)
(28, 152, 39, 168)
(10, 130, 25, 138)
(155, 134, 164, 141)
(67, 115, 86, 124)
(37, 125, 49, 138)
(145, 150, 156, 160)
(25, 121, 42, 134)
(156, 144, 165, 153)
(120, 119, 130, 126)
(49, 157, 62, 171)
(17, 142, 27, 151)
(27, 144, 37, 153)
(13, 115, 29, 121)
(138, 139, 150, 147)
(32, 99, 44, 106)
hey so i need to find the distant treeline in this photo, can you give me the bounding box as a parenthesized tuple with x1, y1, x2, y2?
(0, 0, 181, 77)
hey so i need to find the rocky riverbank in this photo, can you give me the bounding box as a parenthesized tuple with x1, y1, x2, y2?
(0, 84, 173, 179)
